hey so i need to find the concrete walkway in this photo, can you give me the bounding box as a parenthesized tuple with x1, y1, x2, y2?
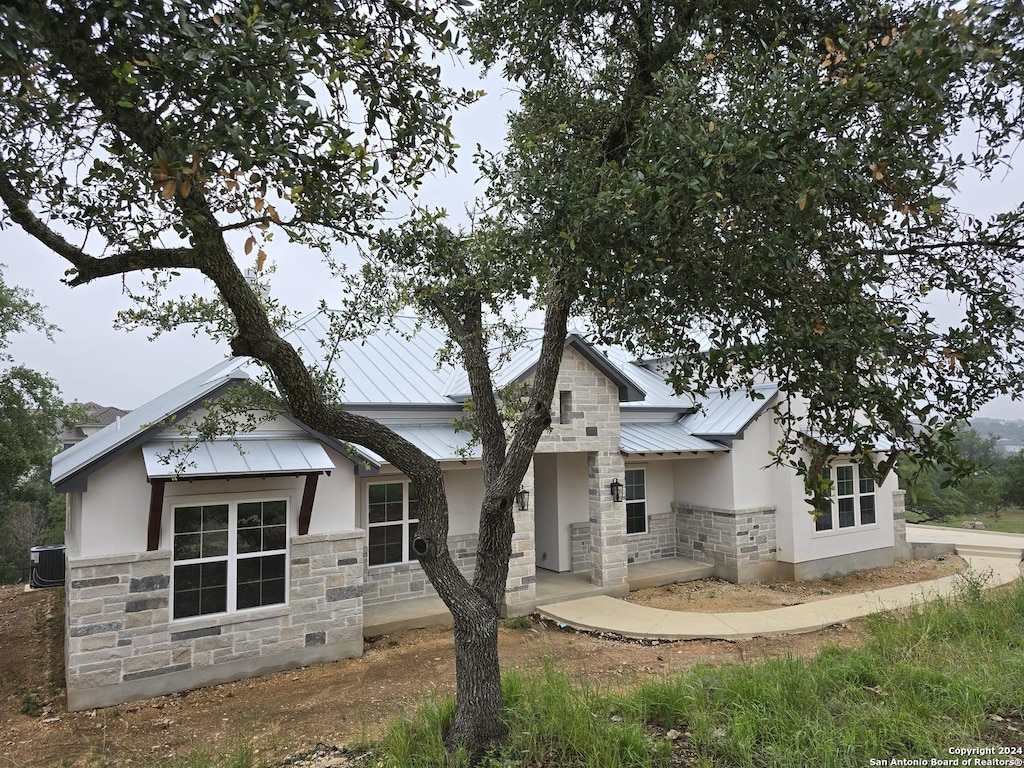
(536, 528, 1024, 641)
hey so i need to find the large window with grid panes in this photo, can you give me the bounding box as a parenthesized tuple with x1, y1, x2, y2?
(171, 498, 288, 620)
(625, 468, 647, 535)
(814, 464, 876, 532)
(367, 480, 420, 566)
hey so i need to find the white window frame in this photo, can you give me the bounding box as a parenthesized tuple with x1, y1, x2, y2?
(625, 467, 647, 535)
(813, 463, 877, 534)
(169, 494, 290, 622)
(366, 479, 420, 567)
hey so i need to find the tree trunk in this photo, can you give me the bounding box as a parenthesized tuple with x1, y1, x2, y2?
(445, 602, 507, 753)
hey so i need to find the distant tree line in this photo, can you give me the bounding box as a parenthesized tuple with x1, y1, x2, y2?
(899, 423, 1024, 523)
(0, 268, 77, 583)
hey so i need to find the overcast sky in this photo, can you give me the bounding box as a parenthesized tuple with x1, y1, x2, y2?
(2, 57, 1023, 422)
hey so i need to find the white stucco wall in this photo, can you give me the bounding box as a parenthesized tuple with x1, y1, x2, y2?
(75, 411, 362, 558)
(534, 455, 559, 569)
(443, 466, 485, 536)
(554, 453, 590, 569)
(728, 416, 776, 509)
(776, 452, 898, 565)
(673, 452, 736, 510)
(307, 446, 358, 534)
(79, 451, 154, 558)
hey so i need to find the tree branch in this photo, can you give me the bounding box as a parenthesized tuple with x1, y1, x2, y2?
(0, 175, 198, 285)
(0, 176, 94, 266)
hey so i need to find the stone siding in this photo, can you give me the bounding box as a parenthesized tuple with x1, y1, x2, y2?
(505, 463, 537, 614)
(363, 532, 477, 606)
(674, 504, 778, 583)
(535, 346, 622, 455)
(66, 531, 364, 710)
(892, 489, 911, 560)
(570, 522, 591, 573)
(626, 511, 677, 565)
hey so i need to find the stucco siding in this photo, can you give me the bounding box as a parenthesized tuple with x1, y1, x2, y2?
(79, 452, 153, 558)
(674, 453, 736, 510)
(728, 416, 776, 509)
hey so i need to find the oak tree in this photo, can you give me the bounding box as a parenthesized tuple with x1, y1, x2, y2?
(2, 0, 1024, 755)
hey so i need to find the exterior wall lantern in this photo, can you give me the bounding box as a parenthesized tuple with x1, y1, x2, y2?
(610, 478, 624, 503)
(515, 487, 530, 511)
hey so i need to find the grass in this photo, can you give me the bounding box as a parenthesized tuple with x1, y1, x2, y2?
(374, 578, 1024, 767)
(907, 505, 1024, 534)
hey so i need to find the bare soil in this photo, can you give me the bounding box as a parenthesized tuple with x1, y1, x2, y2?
(625, 555, 967, 612)
(0, 557, 963, 768)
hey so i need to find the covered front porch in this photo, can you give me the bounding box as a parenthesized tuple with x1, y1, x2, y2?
(362, 557, 713, 637)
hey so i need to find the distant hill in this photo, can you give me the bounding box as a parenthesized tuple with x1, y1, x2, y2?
(970, 417, 1024, 449)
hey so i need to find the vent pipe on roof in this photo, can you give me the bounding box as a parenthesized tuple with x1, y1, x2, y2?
(116, 416, 121, 431)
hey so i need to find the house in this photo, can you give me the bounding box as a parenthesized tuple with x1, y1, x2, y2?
(53, 313, 908, 710)
(58, 402, 130, 450)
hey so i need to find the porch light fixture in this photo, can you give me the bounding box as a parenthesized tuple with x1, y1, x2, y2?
(515, 487, 530, 511)
(610, 478, 624, 503)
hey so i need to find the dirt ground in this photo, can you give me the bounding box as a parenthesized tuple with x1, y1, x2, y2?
(626, 554, 966, 612)
(0, 556, 967, 768)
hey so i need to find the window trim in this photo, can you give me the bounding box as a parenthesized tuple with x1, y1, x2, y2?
(813, 462, 878, 535)
(168, 493, 291, 623)
(365, 478, 420, 567)
(624, 467, 647, 536)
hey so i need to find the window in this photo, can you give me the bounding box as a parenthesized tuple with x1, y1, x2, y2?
(172, 499, 288, 620)
(367, 480, 419, 566)
(814, 464, 876, 533)
(625, 468, 647, 535)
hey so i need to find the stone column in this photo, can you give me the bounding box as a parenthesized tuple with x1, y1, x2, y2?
(504, 460, 537, 616)
(588, 449, 628, 589)
(892, 489, 911, 560)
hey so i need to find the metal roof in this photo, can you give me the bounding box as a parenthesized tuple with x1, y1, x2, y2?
(800, 430, 896, 454)
(619, 422, 729, 454)
(282, 313, 457, 405)
(678, 383, 779, 438)
(355, 423, 481, 464)
(443, 333, 645, 402)
(142, 438, 334, 479)
(52, 357, 249, 489)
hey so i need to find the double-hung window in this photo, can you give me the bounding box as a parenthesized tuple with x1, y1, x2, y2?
(814, 465, 876, 533)
(367, 480, 419, 566)
(625, 468, 647, 535)
(172, 499, 288, 620)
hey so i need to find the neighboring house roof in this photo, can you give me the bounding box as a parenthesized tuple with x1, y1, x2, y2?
(54, 312, 786, 481)
(58, 401, 131, 443)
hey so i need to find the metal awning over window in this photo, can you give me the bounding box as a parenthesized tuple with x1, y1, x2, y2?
(142, 439, 335, 480)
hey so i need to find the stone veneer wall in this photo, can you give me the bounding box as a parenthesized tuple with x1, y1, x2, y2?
(626, 511, 677, 565)
(892, 490, 911, 560)
(505, 465, 537, 614)
(65, 530, 364, 711)
(570, 522, 591, 573)
(363, 532, 477, 606)
(674, 504, 778, 583)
